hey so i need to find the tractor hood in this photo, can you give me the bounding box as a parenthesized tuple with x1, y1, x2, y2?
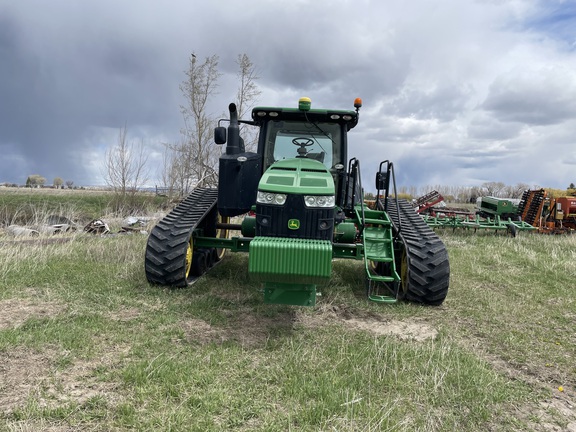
(258, 158, 334, 195)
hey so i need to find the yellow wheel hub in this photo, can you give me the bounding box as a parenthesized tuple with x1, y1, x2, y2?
(185, 236, 194, 279)
(399, 249, 409, 297)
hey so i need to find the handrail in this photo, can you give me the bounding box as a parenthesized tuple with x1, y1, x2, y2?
(375, 160, 401, 237)
(356, 159, 366, 231)
(346, 157, 366, 230)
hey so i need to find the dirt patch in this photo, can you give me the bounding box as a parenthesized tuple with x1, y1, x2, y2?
(342, 317, 438, 341)
(0, 298, 65, 330)
(0, 344, 127, 416)
(536, 396, 576, 432)
(107, 307, 142, 321)
(0, 298, 126, 416)
(2, 419, 76, 432)
(41, 355, 123, 408)
(179, 309, 296, 348)
(297, 303, 438, 341)
(523, 396, 576, 432)
(180, 318, 224, 345)
(0, 348, 53, 412)
(179, 304, 438, 347)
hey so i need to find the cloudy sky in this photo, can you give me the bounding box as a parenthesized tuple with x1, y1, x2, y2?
(1, 0, 576, 191)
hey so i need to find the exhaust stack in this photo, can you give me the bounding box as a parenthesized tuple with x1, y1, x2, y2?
(225, 103, 245, 155)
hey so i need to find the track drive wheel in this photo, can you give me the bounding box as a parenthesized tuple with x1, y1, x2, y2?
(166, 232, 208, 286)
(184, 236, 208, 284)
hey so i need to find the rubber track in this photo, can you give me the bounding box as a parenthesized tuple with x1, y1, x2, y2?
(144, 187, 218, 287)
(383, 198, 450, 305)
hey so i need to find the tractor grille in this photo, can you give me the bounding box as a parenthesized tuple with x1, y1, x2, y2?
(256, 194, 334, 240)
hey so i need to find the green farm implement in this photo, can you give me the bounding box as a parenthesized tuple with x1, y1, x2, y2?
(422, 213, 535, 236)
(476, 196, 519, 220)
(420, 195, 536, 236)
(144, 98, 450, 306)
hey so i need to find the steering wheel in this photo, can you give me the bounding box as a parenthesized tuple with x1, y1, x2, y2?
(292, 137, 314, 147)
(292, 137, 315, 157)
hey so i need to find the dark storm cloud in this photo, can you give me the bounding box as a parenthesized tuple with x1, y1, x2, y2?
(0, 2, 185, 184)
(0, 13, 56, 143)
(219, 1, 411, 104)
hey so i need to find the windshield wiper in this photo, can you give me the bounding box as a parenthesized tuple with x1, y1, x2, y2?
(304, 113, 338, 150)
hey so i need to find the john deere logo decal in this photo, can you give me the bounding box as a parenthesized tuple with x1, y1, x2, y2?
(288, 219, 300, 230)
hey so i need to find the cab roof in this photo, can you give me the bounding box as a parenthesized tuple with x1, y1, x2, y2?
(251, 106, 359, 131)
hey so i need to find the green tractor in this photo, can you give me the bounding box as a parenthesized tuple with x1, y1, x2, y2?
(144, 98, 449, 306)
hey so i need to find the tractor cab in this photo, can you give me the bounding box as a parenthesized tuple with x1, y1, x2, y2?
(254, 97, 359, 174)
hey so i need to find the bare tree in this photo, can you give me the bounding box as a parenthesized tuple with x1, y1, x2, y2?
(235, 53, 261, 150)
(104, 125, 149, 196)
(65, 180, 74, 189)
(453, 186, 473, 203)
(162, 53, 261, 194)
(159, 143, 177, 197)
(236, 54, 262, 118)
(160, 140, 190, 198)
(502, 182, 530, 198)
(481, 181, 506, 197)
(235, 54, 260, 118)
(179, 54, 222, 189)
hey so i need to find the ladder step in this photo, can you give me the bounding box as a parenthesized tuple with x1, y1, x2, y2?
(363, 218, 390, 226)
(363, 228, 392, 239)
(366, 256, 393, 262)
(365, 245, 393, 256)
(368, 294, 398, 304)
(363, 235, 391, 242)
(367, 274, 396, 282)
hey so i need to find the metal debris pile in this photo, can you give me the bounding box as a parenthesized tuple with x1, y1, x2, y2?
(4, 215, 153, 238)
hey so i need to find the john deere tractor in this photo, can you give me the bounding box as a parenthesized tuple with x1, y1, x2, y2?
(144, 98, 450, 306)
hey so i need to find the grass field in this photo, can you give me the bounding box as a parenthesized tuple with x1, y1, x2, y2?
(0, 193, 575, 431)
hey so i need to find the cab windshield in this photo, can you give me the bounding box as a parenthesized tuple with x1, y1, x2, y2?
(263, 120, 342, 170)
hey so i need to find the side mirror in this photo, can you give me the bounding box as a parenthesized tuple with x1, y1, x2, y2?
(375, 172, 389, 191)
(214, 126, 227, 144)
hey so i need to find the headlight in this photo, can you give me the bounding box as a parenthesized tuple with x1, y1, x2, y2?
(303, 195, 335, 208)
(257, 191, 287, 206)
